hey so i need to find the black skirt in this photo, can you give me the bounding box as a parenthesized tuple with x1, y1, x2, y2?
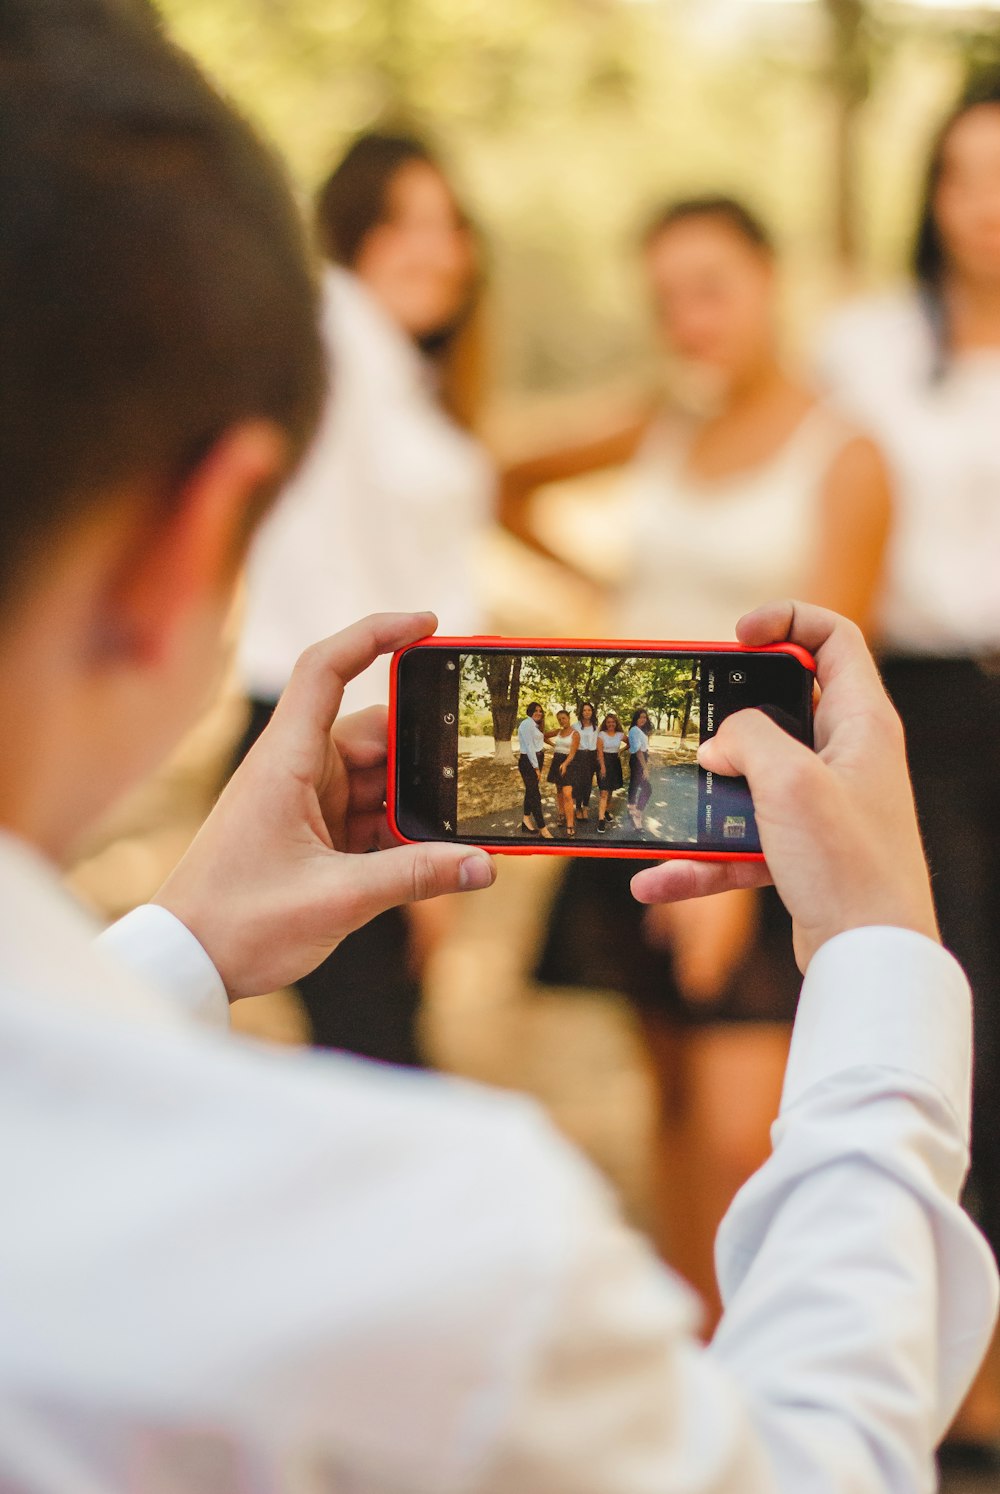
(573, 747, 597, 800)
(880, 655, 1000, 1259)
(536, 860, 800, 1027)
(599, 753, 624, 793)
(547, 751, 575, 787)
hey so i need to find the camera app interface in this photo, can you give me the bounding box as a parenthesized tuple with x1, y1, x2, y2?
(396, 646, 809, 853)
(456, 651, 705, 846)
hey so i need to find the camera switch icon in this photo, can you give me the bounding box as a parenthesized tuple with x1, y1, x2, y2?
(729, 670, 746, 685)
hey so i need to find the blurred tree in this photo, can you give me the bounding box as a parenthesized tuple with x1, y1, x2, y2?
(822, 0, 873, 271)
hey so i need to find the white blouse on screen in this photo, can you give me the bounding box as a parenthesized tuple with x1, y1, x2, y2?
(517, 716, 545, 759)
(574, 722, 598, 749)
(628, 724, 649, 754)
(818, 289, 1000, 656)
(238, 266, 495, 714)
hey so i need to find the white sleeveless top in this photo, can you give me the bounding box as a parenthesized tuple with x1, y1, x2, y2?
(818, 290, 1000, 654)
(598, 730, 624, 753)
(574, 722, 598, 749)
(552, 729, 577, 756)
(617, 404, 854, 641)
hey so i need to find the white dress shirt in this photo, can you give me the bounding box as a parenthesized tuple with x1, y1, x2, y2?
(0, 826, 996, 1493)
(517, 716, 545, 760)
(238, 266, 496, 714)
(818, 290, 1000, 655)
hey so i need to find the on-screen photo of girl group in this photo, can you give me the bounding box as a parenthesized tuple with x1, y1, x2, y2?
(456, 652, 701, 843)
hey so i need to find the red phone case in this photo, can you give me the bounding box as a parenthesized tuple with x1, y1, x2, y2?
(387, 635, 816, 863)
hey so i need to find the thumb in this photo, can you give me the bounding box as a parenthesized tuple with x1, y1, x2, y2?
(340, 842, 497, 926)
(699, 708, 822, 812)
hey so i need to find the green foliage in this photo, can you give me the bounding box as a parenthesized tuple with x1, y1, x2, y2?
(460, 651, 699, 741)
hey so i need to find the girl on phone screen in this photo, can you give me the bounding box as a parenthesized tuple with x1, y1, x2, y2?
(572, 702, 599, 822)
(596, 713, 625, 832)
(627, 708, 652, 829)
(546, 710, 581, 837)
(517, 703, 556, 839)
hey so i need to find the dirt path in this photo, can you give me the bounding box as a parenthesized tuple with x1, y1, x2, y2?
(459, 759, 699, 846)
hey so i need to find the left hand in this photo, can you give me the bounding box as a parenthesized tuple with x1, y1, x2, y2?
(153, 612, 496, 1000)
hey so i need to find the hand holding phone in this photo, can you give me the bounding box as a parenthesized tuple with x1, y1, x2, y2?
(152, 613, 496, 1001)
(631, 601, 939, 972)
(389, 635, 815, 859)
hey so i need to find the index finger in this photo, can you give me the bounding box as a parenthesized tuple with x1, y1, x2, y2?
(273, 612, 438, 743)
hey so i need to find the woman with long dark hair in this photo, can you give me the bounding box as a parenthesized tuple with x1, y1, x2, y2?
(572, 701, 599, 822)
(517, 702, 556, 839)
(546, 710, 581, 837)
(596, 712, 625, 832)
(627, 708, 652, 830)
(819, 82, 1000, 1456)
(233, 131, 493, 1066)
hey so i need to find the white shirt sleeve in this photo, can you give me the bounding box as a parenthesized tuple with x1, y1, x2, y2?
(95, 905, 230, 1030)
(478, 927, 998, 1493)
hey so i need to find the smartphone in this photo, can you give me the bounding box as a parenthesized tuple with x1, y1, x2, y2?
(388, 637, 815, 860)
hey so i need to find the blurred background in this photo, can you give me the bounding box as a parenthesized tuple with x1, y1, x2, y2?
(154, 0, 1000, 402)
(71, 0, 1000, 1269)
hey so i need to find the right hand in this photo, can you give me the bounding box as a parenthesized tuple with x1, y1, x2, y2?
(631, 600, 938, 973)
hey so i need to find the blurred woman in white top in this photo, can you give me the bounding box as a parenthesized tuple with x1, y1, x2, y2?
(239, 132, 493, 717)
(819, 84, 1000, 1452)
(534, 197, 891, 1323)
(233, 132, 492, 1066)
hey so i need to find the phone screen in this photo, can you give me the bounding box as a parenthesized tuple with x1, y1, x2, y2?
(393, 644, 813, 856)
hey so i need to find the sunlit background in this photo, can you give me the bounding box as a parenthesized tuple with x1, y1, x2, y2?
(159, 0, 1000, 415)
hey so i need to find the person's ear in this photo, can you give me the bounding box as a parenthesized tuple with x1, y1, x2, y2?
(96, 420, 288, 667)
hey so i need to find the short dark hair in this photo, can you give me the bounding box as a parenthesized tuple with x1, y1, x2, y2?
(630, 708, 649, 729)
(578, 701, 597, 726)
(644, 195, 775, 255)
(524, 702, 543, 719)
(0, 0, 325, 609)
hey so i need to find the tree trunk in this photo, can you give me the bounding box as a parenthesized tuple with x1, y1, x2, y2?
(482, 654, 522, 762)
(823, 0, 871, 275)
(680, 690, 694, 741)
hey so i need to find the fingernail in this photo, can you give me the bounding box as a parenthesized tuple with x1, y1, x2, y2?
(459, 855, 494, 891)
